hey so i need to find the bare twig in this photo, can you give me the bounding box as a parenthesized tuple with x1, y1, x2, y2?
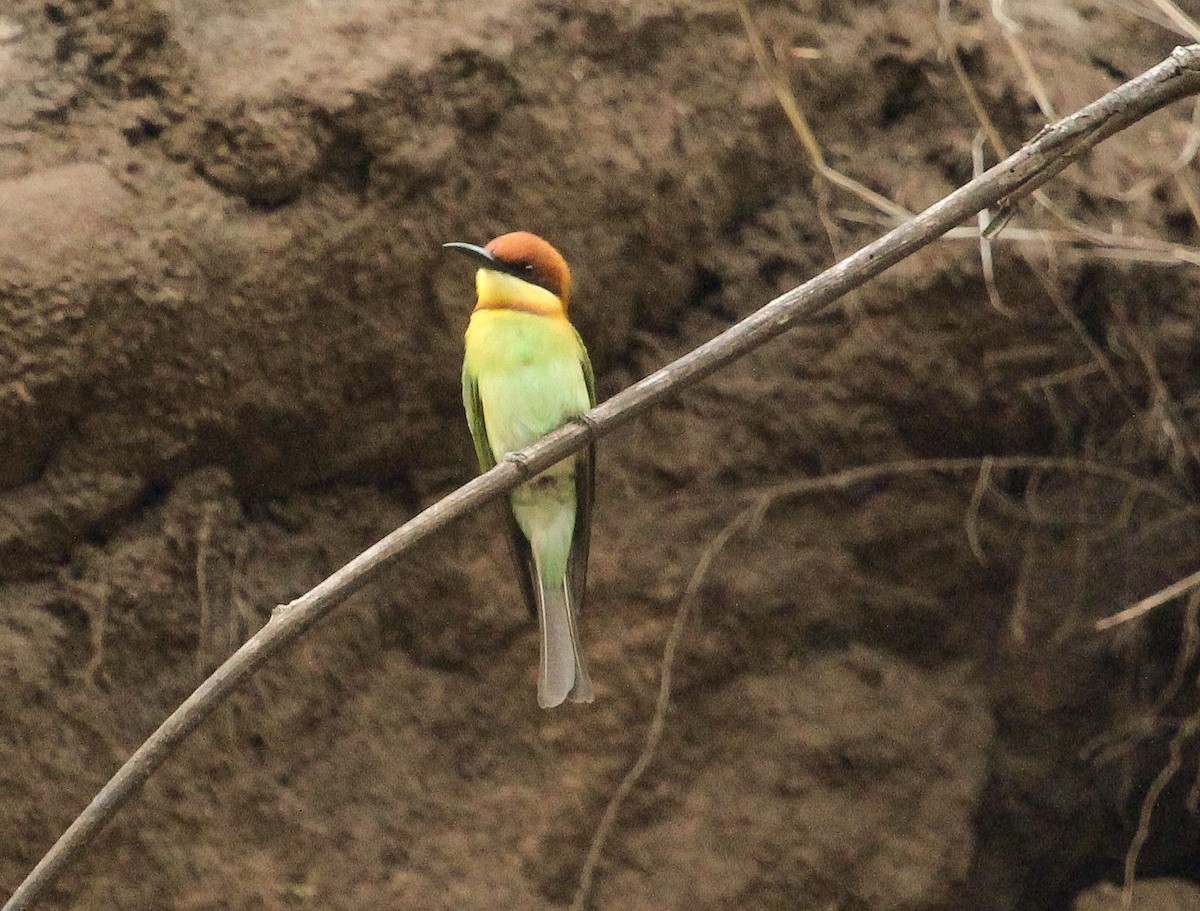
(7, 43, 1200, 911)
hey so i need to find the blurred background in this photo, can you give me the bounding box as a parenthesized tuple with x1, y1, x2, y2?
(3, 1, 1200, 909)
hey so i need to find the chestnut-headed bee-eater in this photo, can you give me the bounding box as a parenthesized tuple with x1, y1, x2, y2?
(444, 231, 596, 708)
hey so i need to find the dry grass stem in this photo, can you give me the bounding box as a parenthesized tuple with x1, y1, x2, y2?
(1174, 97, 1200, 170)
(571, 512, 752, 911)
(195, 503, 218, 681)
(966, 456, 994, 563)
(1149, 0, 1200, 42)
(1153, 589, 1200, 716)
(735, 0, 883, 323)
(736, 0, 913, 226)
(1102, 0, 1180, 33)
(577, 446, 1199, 904)
(946, 5, 1200, 268)
(754, 0, 1200, 275)
(1031, 264, 1138, 410)
(990, 0, 1058, 119)
(81, 591, 107, 690)
(1009, 524, 1037, 644)
(1174, 168, 1200, 232)
(753, 456, 1196, 519)
(1124, 710, 1200, 903)
(1097, 567, 1200, 630)
(1111, 299, 1200, 475)
(1082, 600, 1200, 797)
(748, 0, 1200, 273)
(837, 210, 1200, 264)
(973, 130, 1012, 315)
(938, 9, 1008, 158)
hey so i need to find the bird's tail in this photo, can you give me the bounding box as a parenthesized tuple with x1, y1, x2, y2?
(536, 576, 594, 709)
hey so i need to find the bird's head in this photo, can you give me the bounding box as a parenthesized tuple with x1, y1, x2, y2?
(443, 231, 572, 317)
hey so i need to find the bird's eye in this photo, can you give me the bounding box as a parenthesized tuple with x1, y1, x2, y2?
(523, 263, 534, 272)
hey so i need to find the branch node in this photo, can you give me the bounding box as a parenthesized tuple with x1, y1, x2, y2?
(575, 411, 601, 439)
(1174, 44, 1200, 71)
(503, 450, 534, 479)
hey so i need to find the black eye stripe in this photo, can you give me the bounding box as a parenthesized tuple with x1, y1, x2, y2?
(528, 273, 556, 293)
(492, 256, 561, 296)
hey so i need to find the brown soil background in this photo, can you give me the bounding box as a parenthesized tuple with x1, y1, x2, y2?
(3, 1, 1200, 909)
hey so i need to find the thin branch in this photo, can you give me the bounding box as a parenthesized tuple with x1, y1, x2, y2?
(7, 42, 1200, 911)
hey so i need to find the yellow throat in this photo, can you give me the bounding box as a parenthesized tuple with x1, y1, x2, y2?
(474, 268, 565, 317)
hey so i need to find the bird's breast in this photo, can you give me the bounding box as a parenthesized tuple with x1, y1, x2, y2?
(464, 308, 590, 460)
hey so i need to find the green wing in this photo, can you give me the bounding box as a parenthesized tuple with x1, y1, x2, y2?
(463, 360, 539, 619)
(567, 336, 597, 612)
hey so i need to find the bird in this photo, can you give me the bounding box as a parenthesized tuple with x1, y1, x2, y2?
(444, 231, 596, 708)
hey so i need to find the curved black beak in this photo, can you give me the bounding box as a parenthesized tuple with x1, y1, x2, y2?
(442, 241, 497, 267)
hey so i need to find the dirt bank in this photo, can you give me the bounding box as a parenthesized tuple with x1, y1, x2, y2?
(3, 1, 1200, 909)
